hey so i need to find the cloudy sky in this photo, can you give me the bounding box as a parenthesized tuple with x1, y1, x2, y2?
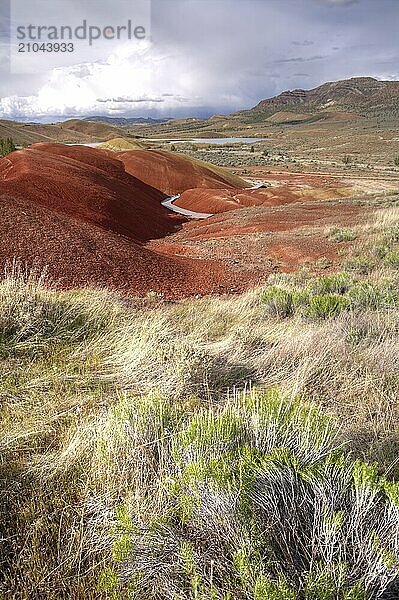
(0, 0, 398, 121)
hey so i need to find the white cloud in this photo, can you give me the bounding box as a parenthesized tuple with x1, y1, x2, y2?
(0, 41, 208, 118)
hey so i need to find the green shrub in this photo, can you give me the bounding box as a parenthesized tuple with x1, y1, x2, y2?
(109, 390, 399, 600)
(308, 273, 354, 295)
(0, 262, 111, 351)
(348, 281, 398, 310)
(303, 294, 350, 319)
(262, 286, 294, 318)
(343, 255, 376, 274)
(328, 228, 357, 243)
(0, 137, 16, 157)
(383, 250, 399, 268)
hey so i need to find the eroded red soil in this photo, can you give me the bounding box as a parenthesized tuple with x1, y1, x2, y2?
(150, 199, 374, 273)
(173, 171, 354, 215)
(0, 143, 383, 297)
(0, 144, 257, 297)
(0, 143, 180, 242)
(116, 149, 248, 195)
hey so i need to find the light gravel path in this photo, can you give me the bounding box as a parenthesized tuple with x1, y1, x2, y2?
(161, 180, 265, 219)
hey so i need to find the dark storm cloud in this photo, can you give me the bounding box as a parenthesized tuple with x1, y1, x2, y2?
(292, 40, 314, 46)
(149, 0, 399, 115)
(274, 55, 329, 64)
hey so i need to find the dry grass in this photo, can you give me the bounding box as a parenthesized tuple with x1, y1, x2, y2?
(0, 207, 399, 598)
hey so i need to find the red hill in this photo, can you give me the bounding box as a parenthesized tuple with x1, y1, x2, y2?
(0, 144, 255, 297)
(0, 143, 177, 242)
(174, 188, 266, 213)
(116, 149, 249, 195)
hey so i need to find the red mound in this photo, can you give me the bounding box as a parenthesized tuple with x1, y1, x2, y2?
(0, 193, 257, 297)
(174, 188, 267, 213)
(150, 199, 373, 275)
(0, 143, 178, 242)
(176, 201, 370, 241)
(116, 149, 248, 195)
(174, 186, 322, 214)
(0, 144, 257, 297)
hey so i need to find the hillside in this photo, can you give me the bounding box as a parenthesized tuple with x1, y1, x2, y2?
(0, 143, 255, 296)
(83, 115, 168, 125)
(123, 77, 399, 140)
(0, 119, 95, 145)
(117, 149, 251, 195)
(235, 77, 399, 122)
(2, 209, 399, 597)
(0, 143, 173, 241)
(98, 137, 145, 151)
(0, 119, 140, 146)
(58, 119, 131, 140)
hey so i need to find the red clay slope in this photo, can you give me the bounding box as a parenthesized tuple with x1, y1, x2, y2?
(0, 145, 257, 297)
(0, 192, 256, 296)
(174, 188, 267, 213)
(0, 143, 179, 242)
(174, 176, 352, 215)
(116, 149, 250, 195)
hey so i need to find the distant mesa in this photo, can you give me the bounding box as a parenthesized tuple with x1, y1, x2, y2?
(237, 77, 399, 122)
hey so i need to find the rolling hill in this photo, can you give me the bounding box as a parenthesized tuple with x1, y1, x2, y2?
(0, 119, 139, 146)
(0, 143, 253, 296)
(116, 149, 251, 195)
(0, 143, 173, 242)
(98, 137, 146, 151)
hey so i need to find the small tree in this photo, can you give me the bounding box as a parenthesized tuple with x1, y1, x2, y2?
(170, 144, 176, 152)
(342, 155, 352, 166)
(394, 156, 399, 167)
(0, 137, 16, 157)
(250, 146, 255, 153)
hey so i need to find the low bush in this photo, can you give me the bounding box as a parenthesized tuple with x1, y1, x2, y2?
(328, 227, 358, 243)
(262, 286, 295, 318)
(302, 293, 350, 319)
(308, 273, 354, 295)
(107, 390, 399, 600)
(0, 261, 113, 353)
(348, 280, 398, 310)
(343, 255, 376, 274)
(383, 251, 399, 268)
